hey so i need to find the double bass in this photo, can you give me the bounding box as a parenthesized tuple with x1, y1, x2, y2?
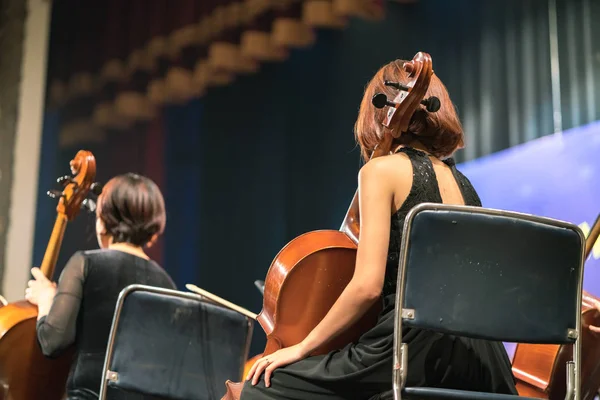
(512, 213, 600, 400)
(0, 150, 98, 400)
(222, 52, 443, 398)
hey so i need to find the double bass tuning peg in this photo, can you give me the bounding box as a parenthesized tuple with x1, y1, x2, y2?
(47, 190, 63, 199)
(381, 80, 441, 112)
(81, 198, 96, 214)
(421, 96, 441, 113)
(90, 182, 103, 196)
(80, 183, 102, 214)
(372, 93, 397, 109)
(56, 175, 74, 187)
(371, 92, 441, 113)
(384, 80, 410, 92)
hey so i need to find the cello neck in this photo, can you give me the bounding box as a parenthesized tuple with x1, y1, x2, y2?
(339, 191, 360, 245)
(35, 150, 97, 281)
(339, 136, 396, 245)
(339, 136, 395, 245)
(39, 214, 69, 280)
(585, 214, 600, 260)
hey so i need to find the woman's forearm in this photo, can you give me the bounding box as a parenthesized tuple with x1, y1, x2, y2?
(301, 281, 380, 354)
(37, 300, 52, 321)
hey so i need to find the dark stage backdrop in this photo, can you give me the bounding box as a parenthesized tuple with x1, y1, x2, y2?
(34, 0, 600, 356)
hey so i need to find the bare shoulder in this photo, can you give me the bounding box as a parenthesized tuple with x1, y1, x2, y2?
(358, 153, 412, 186)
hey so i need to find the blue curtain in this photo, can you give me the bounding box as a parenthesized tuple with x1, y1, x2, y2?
(32, 110, 62, 267)
(163, 100, 203, 287)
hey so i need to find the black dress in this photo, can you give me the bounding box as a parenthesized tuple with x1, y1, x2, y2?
(36, 249, 176, 400)
(240, 148, 518, 400)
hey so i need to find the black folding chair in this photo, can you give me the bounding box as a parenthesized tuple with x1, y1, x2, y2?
(99, 284, 254, 400)
(390, 203, 585, 400)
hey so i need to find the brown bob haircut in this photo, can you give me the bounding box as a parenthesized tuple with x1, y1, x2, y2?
(354, 59, 464, 161)
(96, 173, 166, 247)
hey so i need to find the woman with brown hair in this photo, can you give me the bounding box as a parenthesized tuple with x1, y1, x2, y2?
(25, 173, 176, 400)
(240, 60, 518, 399)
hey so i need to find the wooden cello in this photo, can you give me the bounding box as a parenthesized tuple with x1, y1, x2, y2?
(0, 150, 97, 400)
(222, 52, 442, 398)
(512, 213, 600, 400)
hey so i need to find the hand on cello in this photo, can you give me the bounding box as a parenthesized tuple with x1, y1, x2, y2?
(25, 267, 57, 318)
(246, 343, 309, 387)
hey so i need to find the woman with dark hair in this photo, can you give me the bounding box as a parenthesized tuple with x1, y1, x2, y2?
(240, 60, 518, 399)
(25, 173, 176, 400)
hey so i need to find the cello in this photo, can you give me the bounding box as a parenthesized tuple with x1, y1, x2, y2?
(221, 52, 442, 398)
(0, 150, 98, 400)
(512, 213, 600, 400)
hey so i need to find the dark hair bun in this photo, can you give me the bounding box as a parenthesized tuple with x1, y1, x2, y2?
(98, 173, 166, 247)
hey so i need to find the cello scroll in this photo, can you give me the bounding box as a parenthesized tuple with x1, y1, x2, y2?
(54, 150, 98, 220)
(371, 52, 440, 136)
(40, 150, 98, 276)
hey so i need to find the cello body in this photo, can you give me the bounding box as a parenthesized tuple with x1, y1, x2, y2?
(256, 230, 380, 357)
(0, 301, 74, 400)
(513, 214, 600, 399)
(512, 291, 600, 400)
(240, 231, 381, 377)
(0, 150, 97, 400)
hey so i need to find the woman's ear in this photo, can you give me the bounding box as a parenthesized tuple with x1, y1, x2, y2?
(96, 217, 107, 234)
(95, 217, 111, 249)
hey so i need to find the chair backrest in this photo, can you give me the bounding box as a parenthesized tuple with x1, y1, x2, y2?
(397, 203, 585, 344)
(99, 285, 254, 400)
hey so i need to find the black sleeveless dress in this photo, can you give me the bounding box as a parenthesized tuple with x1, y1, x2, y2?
(240, 148, 518, 400)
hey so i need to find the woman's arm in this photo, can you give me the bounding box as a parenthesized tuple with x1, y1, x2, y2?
(35, 252, 86, 357)
(299, 159, 396, 353)
(248, 157, 408, 386)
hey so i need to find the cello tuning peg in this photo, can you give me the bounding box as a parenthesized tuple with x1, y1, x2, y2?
(56, 175, 74, 186)
(384, 80, 410, 92)
(47, 190, 63, 199)
(81, 198, 97, 213)
(421, 96, 441, 112)
(372, 93, 396, 109)
(90, 182, 103, 196)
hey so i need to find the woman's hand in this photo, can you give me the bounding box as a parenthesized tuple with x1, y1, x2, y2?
(25, 268, 56, 307)
(246, 343, 309, 387)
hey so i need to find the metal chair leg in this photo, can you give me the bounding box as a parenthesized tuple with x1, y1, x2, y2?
(565, 361, 575, 400)
(393, 343, 408, 400)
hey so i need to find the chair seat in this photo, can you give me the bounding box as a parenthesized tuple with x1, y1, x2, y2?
(368, 388, 544, 400)
(404, 387, 544, 400)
